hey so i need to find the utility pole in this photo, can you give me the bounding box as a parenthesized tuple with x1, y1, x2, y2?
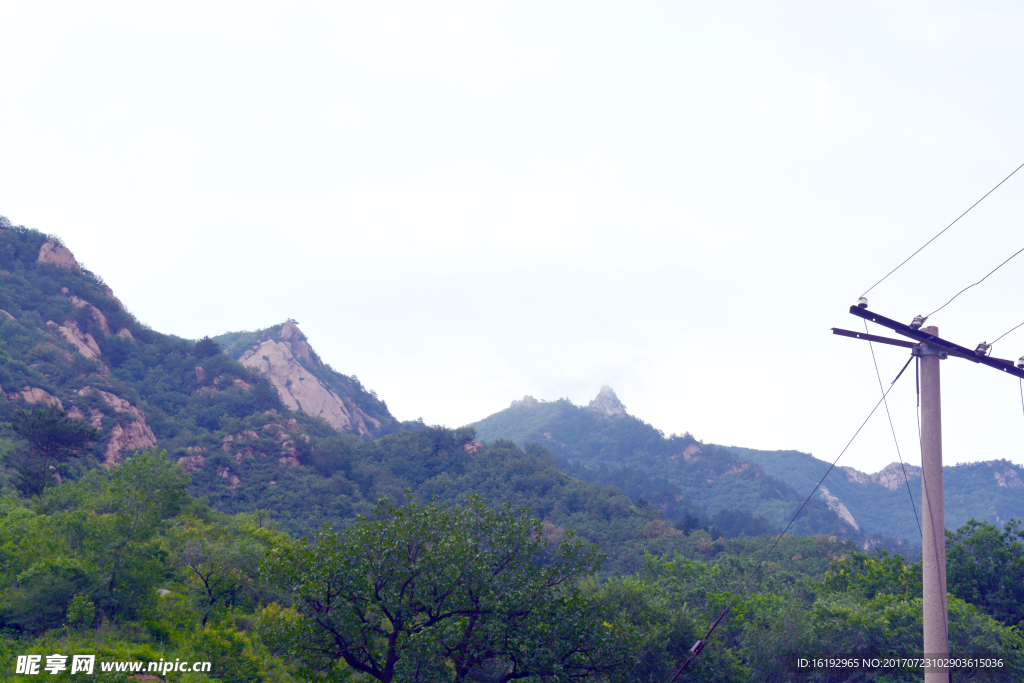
(916, 328, 949, 683)
(833, 306, 1024, 682)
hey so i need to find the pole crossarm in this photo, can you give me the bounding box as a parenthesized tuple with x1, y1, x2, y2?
(847, 306, 1024, 380)
(832, 327, 917, 349)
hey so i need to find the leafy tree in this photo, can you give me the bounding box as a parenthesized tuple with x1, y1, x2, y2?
(947, 517, 1024, 628)
(817, 549, 922, 600)
(171, 515, 289, 628)
(101, 448, 190, 618)
(192, 336, 223, 359)
(5, 406, 99, 496)
(262, 495, 635, 682)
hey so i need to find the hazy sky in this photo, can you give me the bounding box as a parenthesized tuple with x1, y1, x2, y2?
(3, 1, 1024, 475)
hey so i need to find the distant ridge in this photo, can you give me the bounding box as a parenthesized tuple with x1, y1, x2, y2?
(469, 387, 869, 542)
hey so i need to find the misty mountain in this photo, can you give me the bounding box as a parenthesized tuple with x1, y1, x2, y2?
(469, 386, 868, 541)
(6, 219, 844, 570)
(470, 383, 1024, 544)
(731, 446, 1024, 542)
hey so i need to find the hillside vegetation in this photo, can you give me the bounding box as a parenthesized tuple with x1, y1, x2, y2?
(469, 390, 893, 546)
(5, 216, 1024, 679)
(2, 451, 1023, 681)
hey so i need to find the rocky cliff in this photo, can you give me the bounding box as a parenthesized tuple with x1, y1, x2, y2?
(219, 320, 398, 438)
(588, 385, 628, 418)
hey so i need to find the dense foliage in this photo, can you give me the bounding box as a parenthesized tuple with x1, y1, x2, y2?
(262, 496, 633, 682)
(729, 447, 1024, 544)
(6, 405, 100, 495)
(4, 217, 1024, 680)
(2, 456, 1022, 682)
(470, 398, 903, 547)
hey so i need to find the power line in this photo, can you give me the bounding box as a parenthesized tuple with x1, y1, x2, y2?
(863, 320, 921, 536)
(861, 161, 1024, 299)
(927, 245, 1024, 317)
(666, 354, 914, 683)
(991, 320, 1024, 347)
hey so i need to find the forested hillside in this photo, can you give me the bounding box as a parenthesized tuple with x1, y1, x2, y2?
(469, 389, 883, 544)
(732, 447, 1024, 542)
(0, 218, 867, 573)
(2, 450, 1023, 681)
(5, 217, 1024, 679)
(472, 386, 1024, 546)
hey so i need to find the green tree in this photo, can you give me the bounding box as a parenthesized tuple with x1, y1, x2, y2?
(171, 515, 289, 628)
(100, 448, 190, 618)
(5, 406, 99, 496)
(192, 336, 223, 359)
(262, 495, 635, 682)
(947, 517, 1024, 628)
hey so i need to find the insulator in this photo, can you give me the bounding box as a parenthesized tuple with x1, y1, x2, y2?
(975, 342, 992, 357)
(856, 297, 868, 309)
(910, 315, 928, 330)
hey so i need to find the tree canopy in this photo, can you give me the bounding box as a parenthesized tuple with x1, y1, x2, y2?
(262, 495, 636, 682)
(6, 405, 99, 495)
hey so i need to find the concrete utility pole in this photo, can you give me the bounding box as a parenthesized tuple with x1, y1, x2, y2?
(916, 328, 949, 683)
(834, 307, 1024, 682)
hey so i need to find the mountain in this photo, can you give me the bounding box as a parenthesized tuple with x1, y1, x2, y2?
(213, 321, 399, 438)
(470, 386, 867, 541)
(731, 446, 1024, 542)
(7, 218, 856, 571)
(471, 385, 1024, 544)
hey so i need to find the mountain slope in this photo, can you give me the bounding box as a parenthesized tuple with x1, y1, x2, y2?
(214, 321, 398, 438)
(470, 387, 862, 540)
(733, 446, 1024, 541)
(7, 218, 851, 571)
(470, 380, 1024, 543)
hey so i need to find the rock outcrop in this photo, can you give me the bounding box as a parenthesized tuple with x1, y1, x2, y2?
(588, 386, 627, 418)
(52, 320, 102, 360)
(75, 387, 157, 466)
(237, 322, 381, 437)
(819, 486, 859, 530)
(64, 289, 112, 334)
(68, 406, 104, 428)
(177, 454, 206, 473)
(100, 284, 126, 312)
(842, 462, 921, 491)
(4, 386, 63, 408)
(37, 239, 81, 272)
(994, 467, 1024, 489)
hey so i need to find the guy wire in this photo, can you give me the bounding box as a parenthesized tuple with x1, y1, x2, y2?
(864, 320, 921, 536)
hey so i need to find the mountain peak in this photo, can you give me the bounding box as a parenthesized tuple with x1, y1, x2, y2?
(277, 319, 317, 364)
(588, 385, 626, 418)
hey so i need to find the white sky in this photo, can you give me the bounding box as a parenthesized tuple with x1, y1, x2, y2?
(3, 1, 1024, 474)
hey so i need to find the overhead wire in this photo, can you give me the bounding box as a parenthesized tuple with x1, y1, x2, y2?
(863, 320, 921, 536)
(666, 354, 914, 683)
(991, 320, 1024, 348)
(926, 245, 1024, 318)
(861, 161, 1024, 299)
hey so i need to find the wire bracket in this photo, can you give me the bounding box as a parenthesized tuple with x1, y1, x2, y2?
(912, 344, 947, 360)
